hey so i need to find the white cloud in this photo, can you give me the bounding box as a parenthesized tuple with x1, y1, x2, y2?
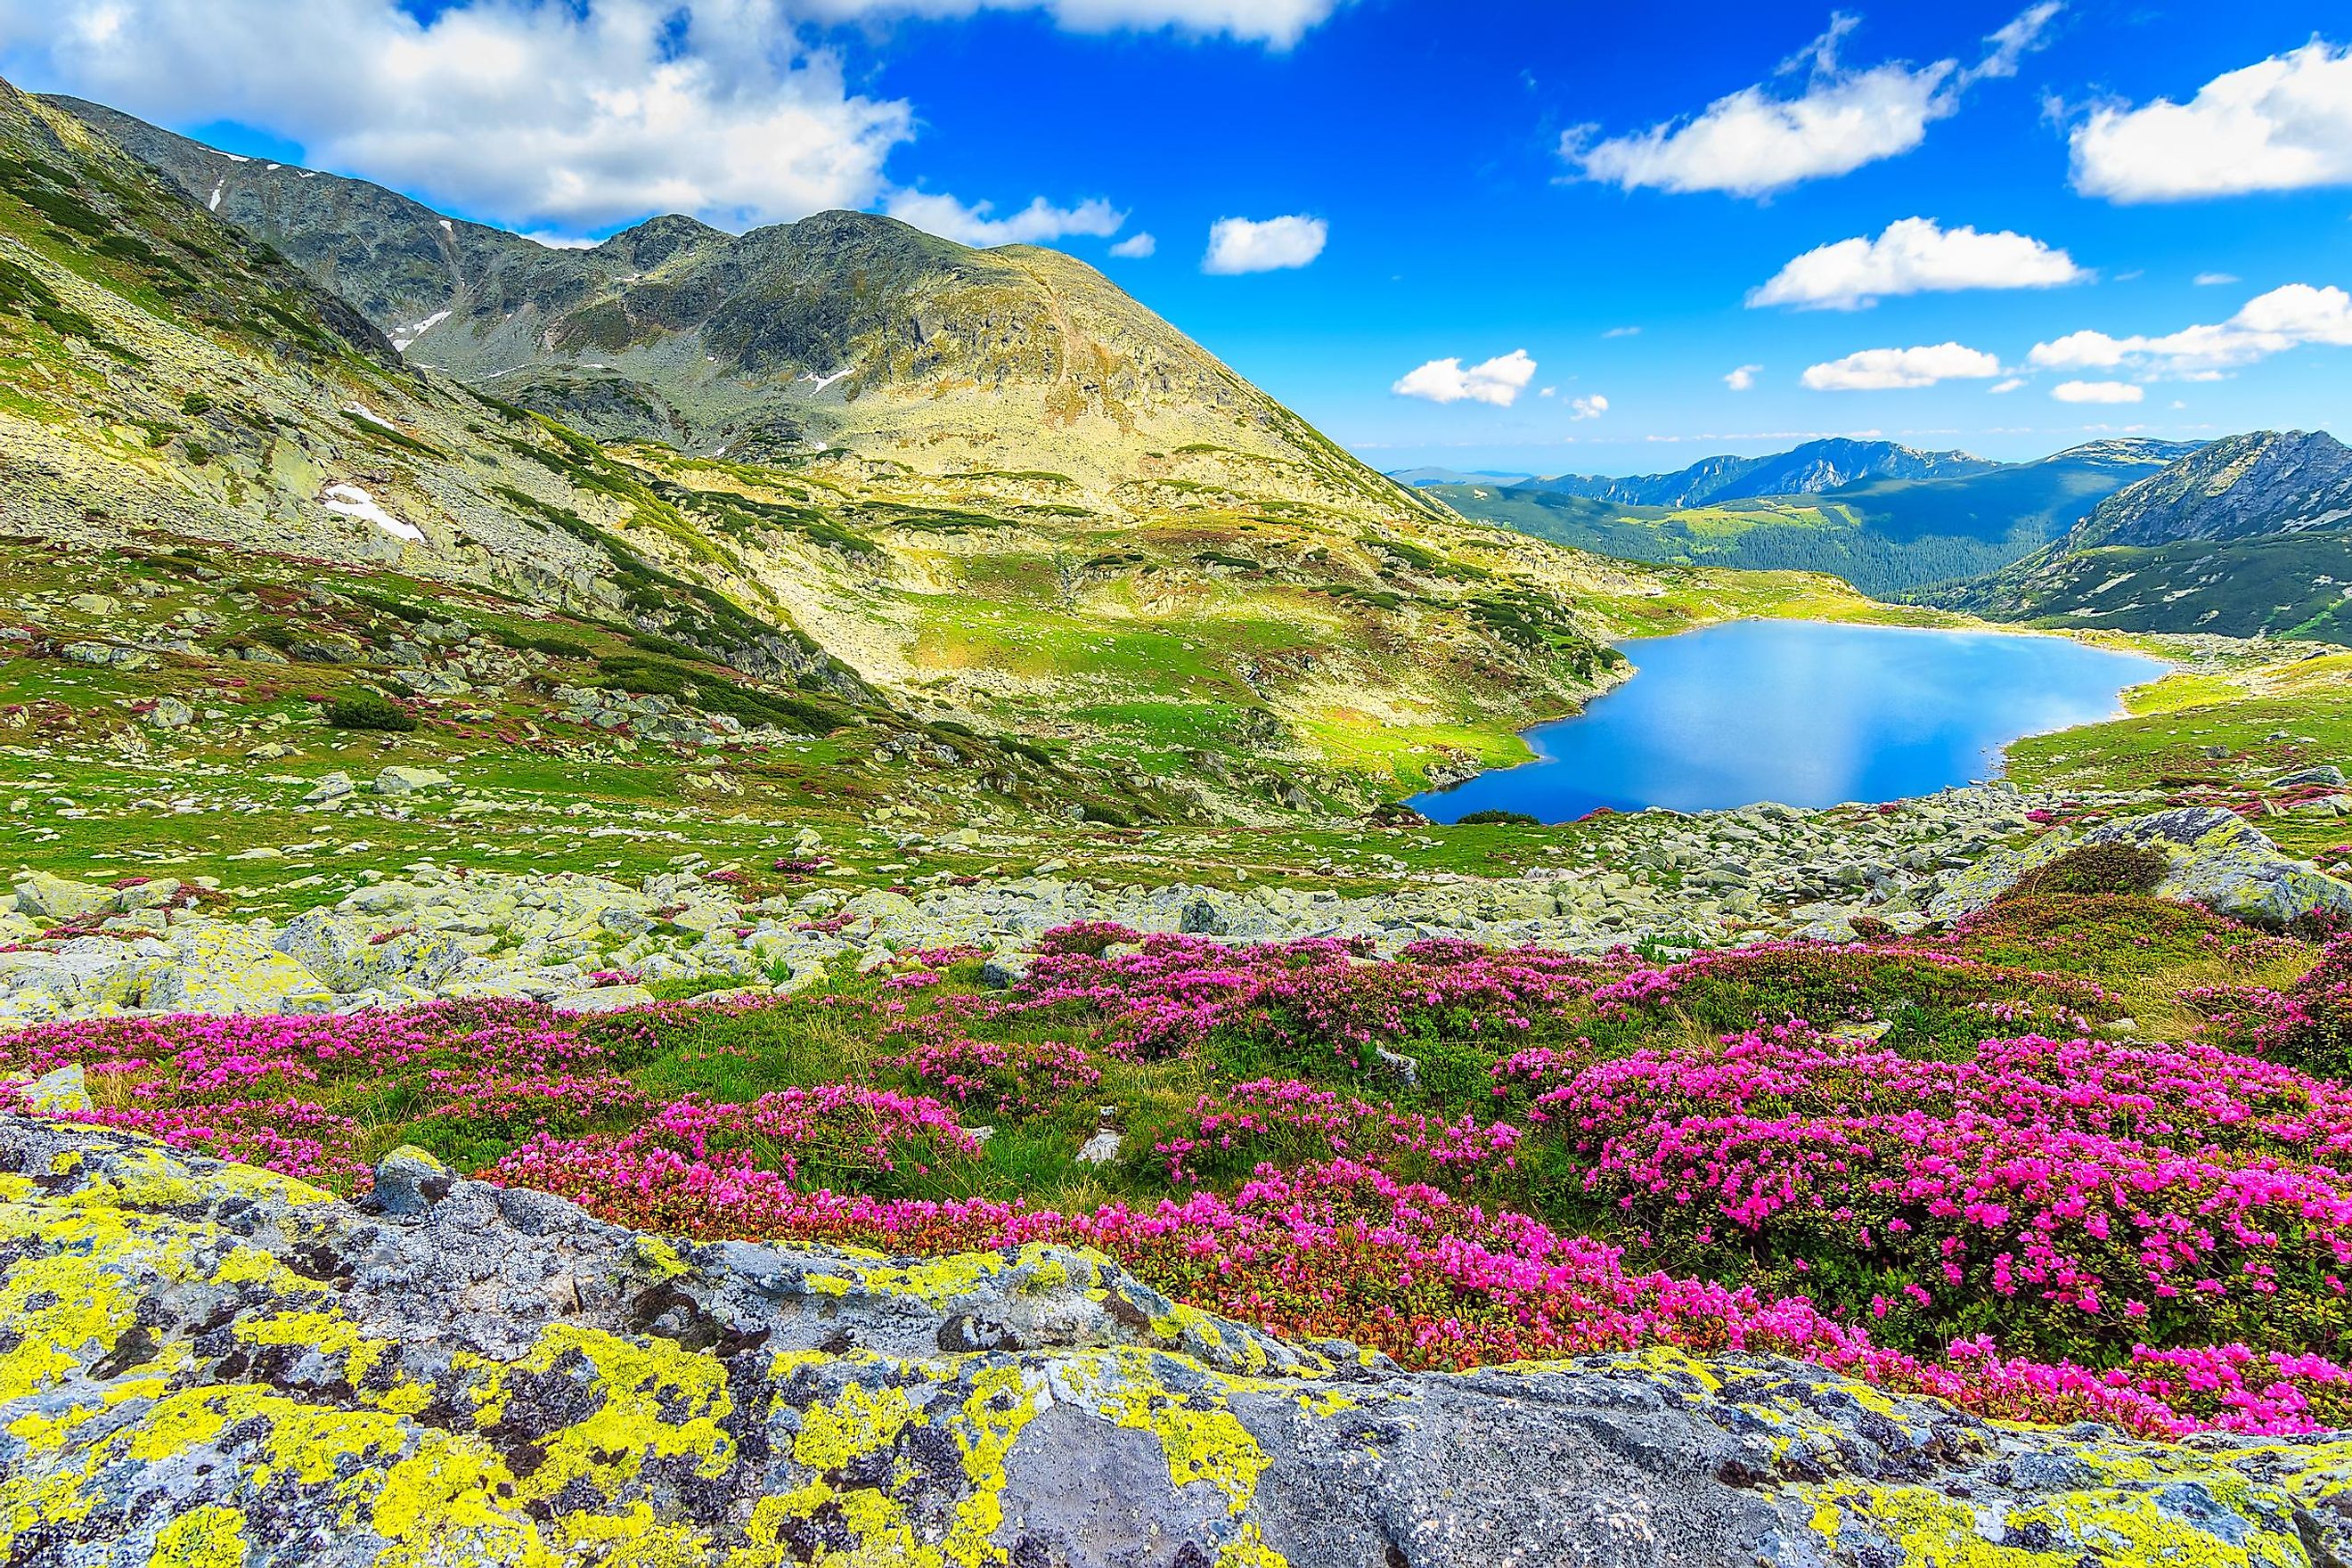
(1602, 325, 1642, 339)
(0, 0, 918, 232)
(1392, 348, 1539, 407)
(1748, 216, 2087, 310)
(799, 0, 1345, 46)
(1801, 342, 2004, 390)
(1570, 394, 1609, 421)
(2070, 41, 2352, 201)
(1562, 5, 2059, 198)
(1203, 214, 1327, 274)
(2052, 380, 2144, 404)
(2193, 271, 2241, 286)
(1989, 377, 2026, 393)
(1108, 232, 1157, 258)
(0, 0, 1338, 234)
(884, 190, 1124, 246)
(1724, 363, 1762, 391)
(2028, 282, 2352, 376)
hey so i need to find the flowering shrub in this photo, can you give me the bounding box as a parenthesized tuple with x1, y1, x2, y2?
(9, 917, 2348, 1439)
(1560, 1023, 2352, 1360)
(884, 1035, 1102, 1116)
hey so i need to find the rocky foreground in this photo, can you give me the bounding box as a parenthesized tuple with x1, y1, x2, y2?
(3, 1112, 2348, 1567)
(9, 780, 2350, 1026)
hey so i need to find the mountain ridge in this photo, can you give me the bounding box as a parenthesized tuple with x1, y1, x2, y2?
(1513, 437, 2001, 508)
(1932, 430, 2352, 640)
(49, 94, 1432, 516)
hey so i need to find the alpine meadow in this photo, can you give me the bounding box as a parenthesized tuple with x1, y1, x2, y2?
(7, 4, 2352, 1565)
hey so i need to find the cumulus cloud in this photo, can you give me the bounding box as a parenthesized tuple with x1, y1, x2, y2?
(0, 0, 920, 232)
(0, 0, 1335, 234)
(2052, 380, 2143, 404)
(1570, 394, 1609, 420)
(1108, 232, 1157, 258)
(2070, 41, 2352, 201)
(1562, 4, 2059, 198)
(884, 191, 1124, 245)
(1203, 214, 1327, 274)
(2028, 282, 2352, 377)
(1801, 342, 2004, 390)
(1724, 364, 1763, 390)
(1392, 349, 1539, 407)
(1748, 216, 2087, 310)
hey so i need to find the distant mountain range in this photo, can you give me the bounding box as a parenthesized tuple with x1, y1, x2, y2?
(1936, 430, 2352, 639)
(1433, 437, 2200, 598)
(1510, 437, 2005, 507)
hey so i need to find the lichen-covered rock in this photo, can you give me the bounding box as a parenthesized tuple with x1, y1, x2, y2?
(11, 870, 115, 922)
(143, 925, 336, 1014)
(6, 1116, 2352, 1566)
(1926, 806, 2352, 927)
(2085, 806, 2352, 926)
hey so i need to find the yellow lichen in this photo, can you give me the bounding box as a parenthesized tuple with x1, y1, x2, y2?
(148, 1504, 248, 1568)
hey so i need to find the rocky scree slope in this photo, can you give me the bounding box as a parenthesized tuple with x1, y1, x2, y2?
(11, 782, 2352, 1026)
(6, 1113, 2351, 1567)
(1941, 430, 2352, 639)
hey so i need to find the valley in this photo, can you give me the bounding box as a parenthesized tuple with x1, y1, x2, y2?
(8, 31, 2352, 1568)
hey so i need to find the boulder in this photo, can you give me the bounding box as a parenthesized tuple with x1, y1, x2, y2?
(12, 871, 115, 922)
(273, 909, 467, 993)
(4, 1115, 2351, 1568)
(1931, 807, 2352, 927)
(138, 696, 194, 729)
(143, 925, 335, 1014)
(2086, 806, 2352, 926)
(303, 771, 356, 804)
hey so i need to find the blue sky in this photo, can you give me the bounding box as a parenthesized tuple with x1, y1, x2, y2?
(4, 0, 2348, 474)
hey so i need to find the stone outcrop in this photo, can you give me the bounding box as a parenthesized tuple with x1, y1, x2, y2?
(4, 1115, 2350, 1566)
(1928, 804, 2352, 925)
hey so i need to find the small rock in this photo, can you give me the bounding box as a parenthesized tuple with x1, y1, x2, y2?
(372, 1145, 453, 1219)
(374, 765, 453, 796)
(1075, 1130, 1123, 1165)
(12, 1063, 93, 1115)
(304, 772, 356, 804)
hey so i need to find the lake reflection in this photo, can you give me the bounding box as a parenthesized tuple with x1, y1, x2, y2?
(1412, 619, 2166, 824)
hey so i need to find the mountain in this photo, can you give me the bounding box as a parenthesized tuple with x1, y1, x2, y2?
(1940, 430, 2352, 640)
(51, 96, 1425, 515)
(1435, 438, 2195, 598)
(1515, 438, 2000, 508)
(2054, 429, 2352, 550)
(4, 77, 1895, 824)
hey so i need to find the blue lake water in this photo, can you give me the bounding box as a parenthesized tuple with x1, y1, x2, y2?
(1411, 619, 2168, 824)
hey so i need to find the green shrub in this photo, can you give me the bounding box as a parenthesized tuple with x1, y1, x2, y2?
(2003, 842, 2172, 902)
(323, 691, 418, 731)
(1457, 809, 1539, 827)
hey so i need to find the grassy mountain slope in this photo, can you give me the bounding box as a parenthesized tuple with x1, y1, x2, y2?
(1440, 439, 2196, 598)
(5, 77, 1922, 823)
(1942, 432, 2352, 640)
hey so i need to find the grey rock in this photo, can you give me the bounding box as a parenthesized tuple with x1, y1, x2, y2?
(374, 764, 453, 796)
(5, 1116, 2350, 1568)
